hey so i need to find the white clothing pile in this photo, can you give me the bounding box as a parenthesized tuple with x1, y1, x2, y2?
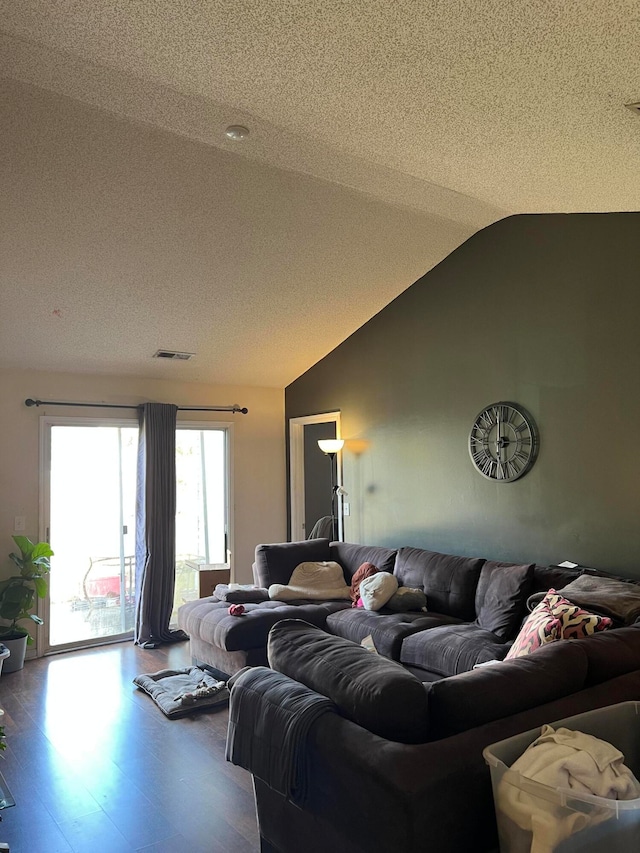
(498, 724, 640, 853)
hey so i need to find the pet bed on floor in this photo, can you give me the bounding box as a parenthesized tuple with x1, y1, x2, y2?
(134, 666, 229, 718)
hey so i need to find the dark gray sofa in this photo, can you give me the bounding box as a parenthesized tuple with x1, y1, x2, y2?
(228, 618, 640, 853)
(177, 538, 588, 679)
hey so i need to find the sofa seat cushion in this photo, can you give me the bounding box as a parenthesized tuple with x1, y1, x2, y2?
(394, 547, 485, 620)
(267, 619, 429, 744)
(425, 639, 589, 739)
(326, 608, 463, 660)
(178, 597, 350, 652)
(400, 623, 509, 676)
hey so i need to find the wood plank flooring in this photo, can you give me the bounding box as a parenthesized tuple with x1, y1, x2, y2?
(0, 641, 259, 853)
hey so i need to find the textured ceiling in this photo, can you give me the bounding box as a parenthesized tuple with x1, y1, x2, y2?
(1, 1, 639, 387)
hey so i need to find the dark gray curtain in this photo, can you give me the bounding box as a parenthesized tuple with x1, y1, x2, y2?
(134, 402, 187, 647)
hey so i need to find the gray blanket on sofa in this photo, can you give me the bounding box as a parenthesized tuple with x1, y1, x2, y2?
(226, 666, 335, 806)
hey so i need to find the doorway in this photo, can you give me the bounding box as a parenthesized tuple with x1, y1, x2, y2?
(41, 417, 232, 654)
(43, 419, 139, 652)
(289, 412, 342, 541)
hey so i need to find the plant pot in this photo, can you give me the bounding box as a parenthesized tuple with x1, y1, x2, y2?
(1, 633, 28, 673)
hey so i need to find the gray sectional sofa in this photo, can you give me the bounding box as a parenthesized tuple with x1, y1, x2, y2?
(177, 537, 592, 679)
(178, 537, 640, 852)
(231, 619, 640, 853)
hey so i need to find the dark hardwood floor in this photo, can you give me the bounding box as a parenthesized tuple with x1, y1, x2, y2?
(0, 641, 259, 852)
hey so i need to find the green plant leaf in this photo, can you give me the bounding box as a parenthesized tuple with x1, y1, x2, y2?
(12, 535, 33, 557)
(31, 542, 54, 559)
(33, 576, 48, 598)
(29, 614, 44, 625)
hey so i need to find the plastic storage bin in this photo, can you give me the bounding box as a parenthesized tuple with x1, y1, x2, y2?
(483, 701, 640, 853)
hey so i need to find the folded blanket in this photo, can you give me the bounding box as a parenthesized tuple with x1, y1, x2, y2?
(213, 583, 269, 604)
(556, 575, 640, 626)
(226, 666, 335, 806)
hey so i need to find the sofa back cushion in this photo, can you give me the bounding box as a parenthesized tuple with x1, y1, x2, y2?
(267, 619, 429, 744)
(253, 539, 331, 587)
(425, 639, 589, 739)
(329, 542, 397, 580)
(475, 561, 534, 640)
(531, 564, 583, 594)
(394, 547, 485, 620)
(577, 625, 640, 686)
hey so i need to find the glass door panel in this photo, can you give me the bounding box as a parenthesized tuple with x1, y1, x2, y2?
(47, 424, 138, 650)
(173, 428, 228, 623)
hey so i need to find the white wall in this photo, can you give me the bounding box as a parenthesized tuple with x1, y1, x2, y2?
(0, 367, 285, 652)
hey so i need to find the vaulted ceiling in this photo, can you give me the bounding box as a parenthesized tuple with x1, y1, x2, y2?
(1, 2, 638, 387)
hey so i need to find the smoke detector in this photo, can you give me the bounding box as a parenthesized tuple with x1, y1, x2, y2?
(153, 350, 195, 361)
(225, 125, 250, 140)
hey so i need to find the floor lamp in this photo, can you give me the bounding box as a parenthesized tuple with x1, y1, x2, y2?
(318, 438, 344, 541)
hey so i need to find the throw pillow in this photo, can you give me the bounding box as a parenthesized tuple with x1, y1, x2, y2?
(506, 589, 614, 660)
(358, 572, 398, 611)
(474, 561, 534, 640)
(268, 561, 350, 600)
(505, 594, 563, 660)
(350, 562, 379, 607)
(543, 589, 613, 638)
(386, 587, 427, 612)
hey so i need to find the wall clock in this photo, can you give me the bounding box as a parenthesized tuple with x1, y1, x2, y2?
(469, 401, 539, 482)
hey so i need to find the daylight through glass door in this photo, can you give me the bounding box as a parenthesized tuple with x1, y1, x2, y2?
(44, 420, 230, 651)
(47, 423, 138, 650)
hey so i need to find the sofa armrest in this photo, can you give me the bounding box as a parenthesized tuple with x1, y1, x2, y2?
(253, 539, 331, 587)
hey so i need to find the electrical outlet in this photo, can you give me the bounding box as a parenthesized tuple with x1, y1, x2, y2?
(343, 502, 350, 516)
(14, 516, 26, 532)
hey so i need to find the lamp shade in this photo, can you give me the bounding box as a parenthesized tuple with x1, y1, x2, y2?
(318, 438, 344, 454)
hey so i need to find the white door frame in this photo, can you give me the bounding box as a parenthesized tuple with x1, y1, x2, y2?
(289, 412, 342, 542)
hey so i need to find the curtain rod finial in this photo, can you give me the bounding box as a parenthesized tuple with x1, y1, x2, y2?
(25, 398, 38, 407)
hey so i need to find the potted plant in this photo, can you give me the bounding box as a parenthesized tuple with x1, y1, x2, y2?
(0, 536, 53, 672)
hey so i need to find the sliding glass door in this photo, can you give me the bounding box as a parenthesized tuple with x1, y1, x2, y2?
(42, 417, 231, 652)
(172, 426, 230, 624)
(44, 420, 138, 652)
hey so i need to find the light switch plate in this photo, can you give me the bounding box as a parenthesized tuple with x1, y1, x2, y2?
(14, 516, 26, 532)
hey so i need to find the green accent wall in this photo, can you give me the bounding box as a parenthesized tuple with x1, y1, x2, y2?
(286, 213, 640, 576)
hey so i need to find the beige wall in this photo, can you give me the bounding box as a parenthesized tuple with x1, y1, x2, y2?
(0, 367, 285, 650)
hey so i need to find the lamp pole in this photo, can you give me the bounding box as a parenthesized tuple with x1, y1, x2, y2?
(317, 438, 345, 542)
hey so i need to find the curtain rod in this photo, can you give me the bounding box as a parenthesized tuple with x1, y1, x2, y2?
(24, 398, 248, 414)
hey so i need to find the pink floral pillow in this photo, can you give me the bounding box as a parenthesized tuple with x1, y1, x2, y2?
(505, 594, 562, 660)
(506, 589, 613, 660)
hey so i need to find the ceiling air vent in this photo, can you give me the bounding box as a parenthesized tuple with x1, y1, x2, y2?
(624, 102, 640, 115)
(153, 349, 195, 361)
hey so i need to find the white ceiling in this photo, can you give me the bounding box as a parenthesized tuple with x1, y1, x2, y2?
(1, 1, 638, 387)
